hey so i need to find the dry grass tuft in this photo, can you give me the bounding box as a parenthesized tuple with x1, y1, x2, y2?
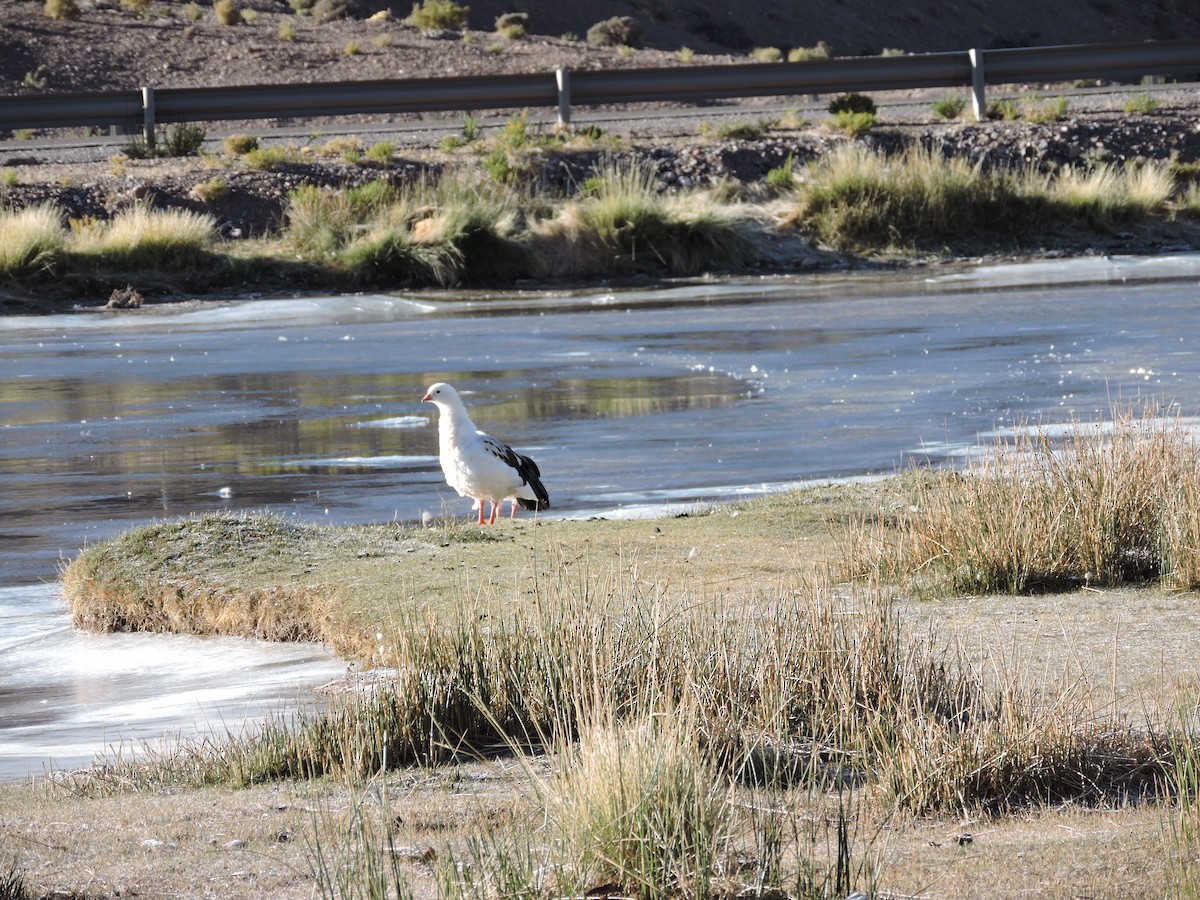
(0, 203, 64, 276)
(846, 405, 1200, 594)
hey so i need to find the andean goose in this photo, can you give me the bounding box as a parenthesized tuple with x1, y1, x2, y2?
(422, 382, 550, 524)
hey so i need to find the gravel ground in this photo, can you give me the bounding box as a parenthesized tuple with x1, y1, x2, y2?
(3, 83, 1199, 239)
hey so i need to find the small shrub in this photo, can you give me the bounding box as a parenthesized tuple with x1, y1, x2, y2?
(319, 136, 362, 157)
(365, 141, 395, 162)
(278, 18, 297, 40)
(788, 41, 830, 62)
(223, 134, 259, 155)
(765, 153, 795, 191)
(289, 0, 316, 13)
(23, 66, 48, 89)
(586, 15, 642, 48)
(120, 0, 152, 16)
(987, 97, 1020, 120)
(310, 0, 352, 18)
(162, 122, 207, 157)
(372, 33, 392, 48)
(677, 46, 694, 62)
(43, 0, 79, 20)
(214, 0, 241, 25)
(482, 149, 519, 184)
(1, 167, 18, 187)
(404, 0, 468, 31)
(242, 145, 303, 171)
(1022, 93, 1069, 123)
(832, 110, 875, 135)
(461, 111, 479, 141)
(715, 120, 767, 140)
(828, 93, 876, 115)
(1124, 93, 1160, 115)
(241, 7, 258, 22)
(495, 11, 527, 38)
(183, 1, 203, 21)
(439, 134, 464, 151)
(750, 47, 782, 62)
(191, 175, 229, 203)
(880, 47, 906, 56)
(931, 95, 967, 121)
(343, 40, 361, 55)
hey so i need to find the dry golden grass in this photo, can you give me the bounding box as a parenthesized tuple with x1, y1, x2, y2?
(28, 446, 1200, 898)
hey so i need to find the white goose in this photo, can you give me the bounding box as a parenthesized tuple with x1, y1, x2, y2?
(422, 382, 550, 525)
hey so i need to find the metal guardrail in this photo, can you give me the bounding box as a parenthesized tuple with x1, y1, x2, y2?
(0, 38, 1196, 145)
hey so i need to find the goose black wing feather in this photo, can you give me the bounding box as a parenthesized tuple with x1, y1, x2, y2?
(481, 435, 551, 510)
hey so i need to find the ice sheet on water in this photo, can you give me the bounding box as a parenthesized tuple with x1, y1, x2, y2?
(0, 582, 345, 782)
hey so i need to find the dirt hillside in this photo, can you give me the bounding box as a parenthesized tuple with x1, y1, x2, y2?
(1, 0, 1197, 101)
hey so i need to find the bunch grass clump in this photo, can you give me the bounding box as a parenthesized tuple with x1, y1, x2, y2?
(285, 172, 530, 285)
(847, 406, 1200, 595)
(72, 205, 217, 270)
(532, 159, 751, 277)
(0, 204, 65, 277)
(403, 0, 468, 31)
(790, 143, 1174, 251)
(547, 710, 729, 898)
(792, 143, 1030, 250)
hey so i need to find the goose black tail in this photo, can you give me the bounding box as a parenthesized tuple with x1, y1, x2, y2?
(515, 453, 550, 510)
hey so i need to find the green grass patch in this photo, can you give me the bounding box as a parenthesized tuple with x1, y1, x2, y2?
(789, 143, 1174, 251)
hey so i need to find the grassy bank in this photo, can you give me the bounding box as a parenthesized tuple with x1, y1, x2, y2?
(3, 139, 1199, 303)
(21, 411, 1200, 897)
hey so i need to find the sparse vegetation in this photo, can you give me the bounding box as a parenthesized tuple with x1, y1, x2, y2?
(847, 406, 1200, 594)
(787, 142, 1175, 251)
(183, 0, 203, 21)
(161, 122, 207, 157)
(765, 152, 796, 191)
(677, 45, 694, 62)
(1125, 92, 1160, 114)
(828, 92, 877, 115)
(0, 204, 65, 278)
(586, 15, 642, 48)
(403, 0, 468, 31)
(364, 140, 395, 162)
(222, 133, 259, 155)
(750, 46, 782, 62)
(494, 11, 527, 38)
(713, 119, 768, 140)
(190, 175, 229, 203)
(23, 65, 48, 89)
(278, 17, 296, 39)
(788, 41, 830, 61)
(831, 109, 875, 135)
(213, 0, 240, 25)
(42, 0, 79, 20)
(931, 94, 967, 120)
(1022, 93, 1070, 123)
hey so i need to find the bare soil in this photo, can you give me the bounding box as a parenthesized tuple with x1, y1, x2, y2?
(2, 0, 1198, 94)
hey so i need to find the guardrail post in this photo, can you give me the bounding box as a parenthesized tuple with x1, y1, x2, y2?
(142, 86, 156, 149)
(969, 48, 986, 121)
(556, 68, 571, 127)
